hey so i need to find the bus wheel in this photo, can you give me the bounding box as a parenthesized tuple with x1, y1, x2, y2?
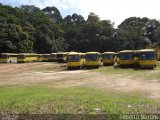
(67, 67, 72, 70)
(80, 65, 82, 69)
(96, 66, 99, 69)
(150, 67, 154, 70)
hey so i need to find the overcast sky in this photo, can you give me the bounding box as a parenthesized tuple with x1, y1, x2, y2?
(1, 0, 160, 27)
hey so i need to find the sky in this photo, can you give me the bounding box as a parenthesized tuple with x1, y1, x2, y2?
(1, 0, 160, 27)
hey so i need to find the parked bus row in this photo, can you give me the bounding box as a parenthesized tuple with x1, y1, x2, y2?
(116, 49, 157, 69)
(0, 53, 64, 63)
(0, 49, 158, 69)
(67, 49, 157, 69)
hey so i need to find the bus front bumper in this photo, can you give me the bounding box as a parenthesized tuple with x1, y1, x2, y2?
(0, 59, 8, 63)
(85, 61, 100, 67)
(103, 60, 114, 65)
(67, 62, 81, 68)
(139, 60, 157, 68)
(17, 59, 26, 63)
(119, 60, 134, 66)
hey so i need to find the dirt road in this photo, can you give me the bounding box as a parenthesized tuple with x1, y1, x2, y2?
(0, 62, 160, 99)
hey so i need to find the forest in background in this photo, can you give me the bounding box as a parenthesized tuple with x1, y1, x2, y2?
(0, 3, 160, 53)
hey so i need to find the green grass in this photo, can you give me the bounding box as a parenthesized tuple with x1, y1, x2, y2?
(0, 86, 159, 114)
(0, 62, 160, 119)
(94, 63, 160, 81)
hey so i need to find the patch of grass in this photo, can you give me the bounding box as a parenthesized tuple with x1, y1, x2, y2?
(94, 66, 135, 75)
(94, 63, 160, 81)
(0, 86, 159, 114)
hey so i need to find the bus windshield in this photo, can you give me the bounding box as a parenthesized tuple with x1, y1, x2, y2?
(67, 55, 80, 62)
(103, 54, 114, 60)
(140, 52, 156, 60)
(57, 54, 63, 58)
(50, 54, 56, 57)
(43, 55, 49, 58)
(0, 55, 8, 59)
(120, 52, 133, 60)
(18, 55, 25, 59)
(86, 54, 99, 61)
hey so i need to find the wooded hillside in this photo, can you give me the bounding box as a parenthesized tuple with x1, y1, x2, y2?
(0, 3, 160, 53)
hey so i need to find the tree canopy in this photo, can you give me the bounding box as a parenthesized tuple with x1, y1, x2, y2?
(0, 3, 160, 53)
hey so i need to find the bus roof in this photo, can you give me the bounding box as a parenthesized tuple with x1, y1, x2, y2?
(18, 53, 37, 55)
(41, 54, 50, 55)
(139, 49, 155, 52)
(79, 53, 86, 55)
(57, 52, 68, 55)
(86, 52, 100, 54)
(102, 52, 116, 54)
(68, 52, 79, 55)
(50, 53, 57, 55)
(119, 50, 134, 53)
(1, 53, 18, 55)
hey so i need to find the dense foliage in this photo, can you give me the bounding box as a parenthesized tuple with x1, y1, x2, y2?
(0, 3, 160, 53)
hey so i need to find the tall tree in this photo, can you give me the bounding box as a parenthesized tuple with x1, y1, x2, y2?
(42, 6, 63, 24)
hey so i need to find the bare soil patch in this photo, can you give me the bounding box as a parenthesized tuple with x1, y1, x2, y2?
(0, 63, 160, 99)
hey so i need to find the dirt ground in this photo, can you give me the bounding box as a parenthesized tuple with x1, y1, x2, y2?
(0, 62, 160, 100)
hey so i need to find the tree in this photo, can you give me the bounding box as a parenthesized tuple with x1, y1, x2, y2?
(21, 5, 40, 14)
(42, 6, 63, 24)
(116, 17, 158, 50)
(17, 39, 33, 52)
(0, 21, 33, 53)
(64, 13, 114, 52)
(1, 3, 160, 53)
(64, 13, 85, 25)
(87, 12, 100, 24)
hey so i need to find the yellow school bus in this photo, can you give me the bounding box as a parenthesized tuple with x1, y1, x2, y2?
(67, 52, 85, 69)
(0, 53, 17, 63)
(102, 52, 116, 65)
(136, 49, 157, 69)
(41, 54, 50, 62)
(79, 53, 86, 66)
(117, 50, 135, 67)
(57, 52, 68, 63)
(17, 53, 38, 63)
(37, 54, 42, 62)
(157, 50, 160, 61)
(133, 50, 139, 67)
(85, 52, 101, 68)
(49, 53, 57, 62)
(146, 43, 160, 61)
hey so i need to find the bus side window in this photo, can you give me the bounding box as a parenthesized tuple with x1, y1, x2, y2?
(137, 53, 140, 58)
(80, 55, 82, 59)
(133, 53, 135, 57)
(113, 54, 116, 59)
(138, 53, 140, 58)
